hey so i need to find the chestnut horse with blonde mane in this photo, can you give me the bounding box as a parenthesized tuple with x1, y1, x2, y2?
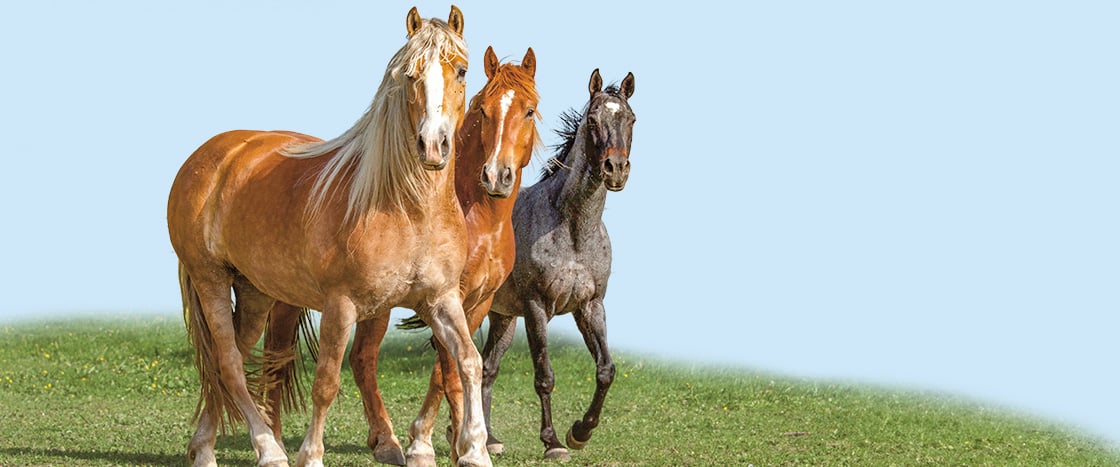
(166, 6, 492, 467)
(263, 46, 541, 467)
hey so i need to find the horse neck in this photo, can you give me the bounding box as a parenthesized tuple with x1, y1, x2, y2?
(390, 151, 459, 224)
(549, 125, 608, 236)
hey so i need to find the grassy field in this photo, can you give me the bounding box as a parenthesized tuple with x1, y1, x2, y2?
(0, 315, 1116, 466)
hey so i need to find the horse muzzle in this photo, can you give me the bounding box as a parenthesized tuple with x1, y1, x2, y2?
(481, 165, 515, 198)
(417, 130, 451, 170)
(601, 152, 630, 191)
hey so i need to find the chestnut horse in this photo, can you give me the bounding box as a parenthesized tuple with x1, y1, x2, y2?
(482, 69, 636, 460)
(167, 7, 492, 467)
(263, 46, 541, 467)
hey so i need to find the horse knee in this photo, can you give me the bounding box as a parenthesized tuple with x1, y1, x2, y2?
(481, 361, 500, 383)
(457, 355, 483, 386)
(597, 363, 615, 387)
(311, 378, 340, 408)
(534, 372, 555, 395)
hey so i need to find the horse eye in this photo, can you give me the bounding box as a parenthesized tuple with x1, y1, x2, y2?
(457, 67, 467, 81)
(526, 108, 535, 118)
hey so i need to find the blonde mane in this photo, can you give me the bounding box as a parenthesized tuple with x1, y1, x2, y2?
(283, 18, 467, 222)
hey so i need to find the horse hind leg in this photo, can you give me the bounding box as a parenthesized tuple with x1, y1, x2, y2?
(232, 275, 275, 357)
(566, 299, 615, 451)
(261, 302, 317, 448)
(351, 314, 406, 465)
(522, 301, 569, 460)
(182, 267, 288, 467)
(479, 312, 517, 454)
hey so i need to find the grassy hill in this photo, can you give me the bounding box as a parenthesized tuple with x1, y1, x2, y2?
(0, 315, 1116, 465)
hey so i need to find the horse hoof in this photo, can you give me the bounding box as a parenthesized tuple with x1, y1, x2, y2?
(259, 457, 290, 467)
(486, 442, 504, 455)
(374, 445, 407, 466)
(405, 453, 436, 467)
(456, 455, 494, 467)
(544, 447, 570, 460)
(565, 425, 588, 450)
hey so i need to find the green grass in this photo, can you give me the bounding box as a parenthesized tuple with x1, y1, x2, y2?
(1, 315, 1117, 466)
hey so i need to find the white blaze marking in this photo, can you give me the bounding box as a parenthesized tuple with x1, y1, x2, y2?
(486, 89, 516, 175)
(605, 102, 621, 113)
(421, 58, 446, 143)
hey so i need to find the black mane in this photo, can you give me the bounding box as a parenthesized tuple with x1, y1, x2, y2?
(540, 84, 623, 181)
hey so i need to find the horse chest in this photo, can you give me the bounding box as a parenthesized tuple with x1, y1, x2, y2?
(534, 247, 607, 314)
(342, 233, 465, 315)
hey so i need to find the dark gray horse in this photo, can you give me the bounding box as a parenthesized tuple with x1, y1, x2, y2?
(482, 69, 636, 460)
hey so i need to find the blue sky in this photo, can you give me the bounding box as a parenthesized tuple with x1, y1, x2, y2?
(1, 1, 1118, 446)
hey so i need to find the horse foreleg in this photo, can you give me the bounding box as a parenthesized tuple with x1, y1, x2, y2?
(424, 293, 491, 467)
(295, 296, 357, 467)
(351, 314, 406, 465)
(438, 298, 494, 461)
(567, 299, 614, 450)
(479, 311, 517, 454)
(523, 301, 568, 460)
(405, 338, 447, 467)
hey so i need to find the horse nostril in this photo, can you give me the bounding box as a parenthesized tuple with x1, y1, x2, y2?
(481, 168, 492, 185)
(417, 139, 426, 156)
(603, 158, 615, 174)
(501, 167, 513, 186)
(440, 134, 451, 154)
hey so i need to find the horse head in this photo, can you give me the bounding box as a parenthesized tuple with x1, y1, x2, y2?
(474, 46, 540, 198)
(584, 69, 635, 191)
(404, 6, 468, 170)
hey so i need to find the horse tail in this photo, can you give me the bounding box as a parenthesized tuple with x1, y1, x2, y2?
(396, 313, 429, 330)
(179, 262, 243, 433)
(260, 306, 319, 417)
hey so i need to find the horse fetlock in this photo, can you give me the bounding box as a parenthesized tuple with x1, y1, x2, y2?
(188, 447, 217, 467)
(253, 432, 288, 466)
(566, 422, 590, 450)
(455, 445, 493, 467)
(294, 445, 324, 467)
(485, 432, 505, 455)
(404, 435, 436, 465)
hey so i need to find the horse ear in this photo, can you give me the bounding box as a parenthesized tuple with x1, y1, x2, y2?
(522, 48, 536, 78)
(448, 5, 465, 37)
(620, 72, 635, 99)
(406, 7, 422, 37)
(588, 69, 602, 96)
(484, 46, 499, 79)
